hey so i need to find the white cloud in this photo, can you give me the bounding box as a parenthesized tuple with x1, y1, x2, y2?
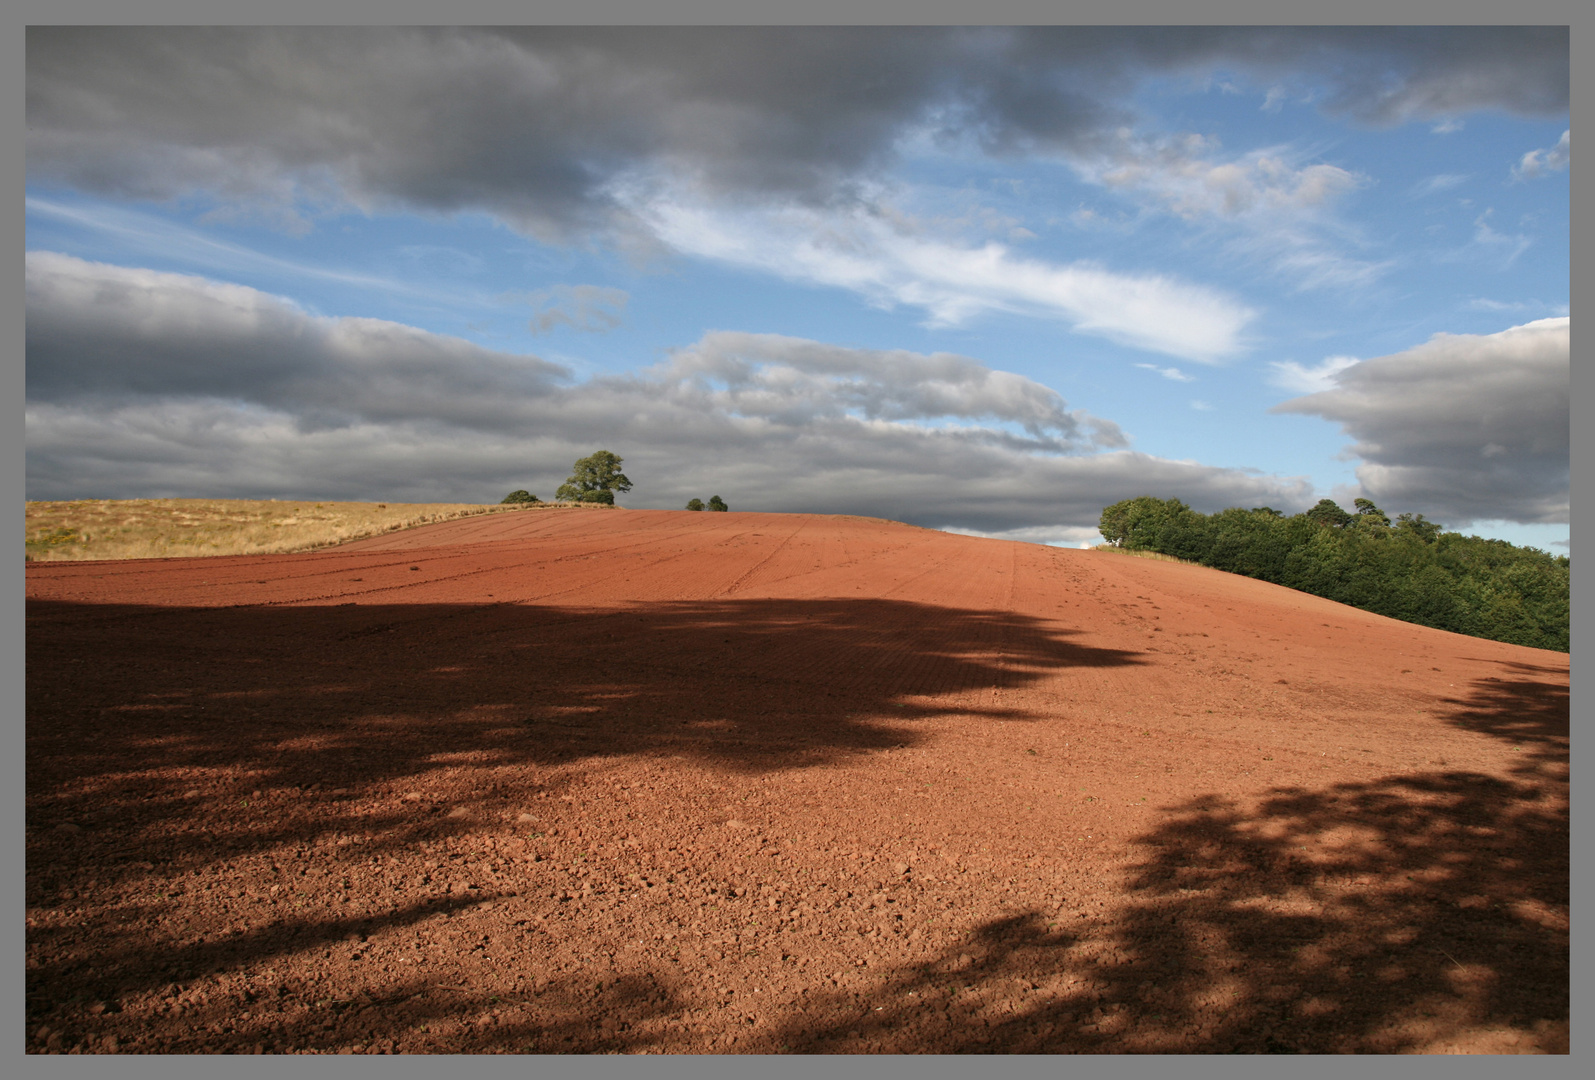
(939, 523, 1105, 547)
(1189, 400, 1214, 411)
(1410, 173, 1468, 196)
(1273, 318, 1569, 526)
(25, 252, 1312, 532)
(1085, 140, 1365, 221)
(625, 188, 1255, 362)
(1466, 297, 1561, 317)
(1512, 129, 1569, 180)
(1266, 355, 1361, 394)
(1135, 363, 1195, 382)
(1071, 135, 1388, 291)
(25, 196, 474, 305)
(1469, 210, 1533, 266)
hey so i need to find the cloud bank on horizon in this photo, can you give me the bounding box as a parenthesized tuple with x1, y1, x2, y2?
(24, 27, 1569, 545)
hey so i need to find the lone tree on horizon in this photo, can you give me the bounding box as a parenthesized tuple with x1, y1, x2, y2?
(556, 451, 633, 505)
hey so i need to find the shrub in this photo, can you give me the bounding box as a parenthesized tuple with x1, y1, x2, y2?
(685, 498, 705, 511)
(500, 490, 540, 504)
(708, 495, 728, 512)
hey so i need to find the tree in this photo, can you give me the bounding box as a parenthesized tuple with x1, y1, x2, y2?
(1099, 495, 1167, 547)
(1304, 498, 1353, 528)
(556, 451, 632, 504)
(1353, 498, 1390, 527)
(1395, 512, 1441, 543)
(500, 490, 539, 504)
(685, 498, 705, 511)
(708, 495, 728, 512)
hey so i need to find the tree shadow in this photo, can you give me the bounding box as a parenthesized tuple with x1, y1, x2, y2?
(761, 672, 1569, 1054)
(26, 595, 1141, 1046)
(1439, 661, 1569, 774)
(30, 602, 1566, 1054)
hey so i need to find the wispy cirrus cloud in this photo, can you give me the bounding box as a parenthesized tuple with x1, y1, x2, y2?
(1512, 129, 1569, 180)
(625, 188, 1255, 361)
(522, 284, 630, 334)
(1410, 173, 1468, 197)
(1135, 363, 1195, 382)
(1069, 134, 1390, 291)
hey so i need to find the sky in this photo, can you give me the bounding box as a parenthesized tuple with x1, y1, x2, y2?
(24, 27, 1570, 550)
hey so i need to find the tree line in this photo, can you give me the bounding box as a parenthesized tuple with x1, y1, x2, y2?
(501, 451, 730, 511)
(1098, 496, 1568, 652)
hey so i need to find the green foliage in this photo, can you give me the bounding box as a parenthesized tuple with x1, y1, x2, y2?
(1097, 495, 1568, 652)
(1304, 498, 1353, 528)
(685, 498, 705, 511)
(1353, 498, 1391, 527)
(707, 495, 728, 512)
(556, 451, 632, 504)
(500, 490, 540, 504)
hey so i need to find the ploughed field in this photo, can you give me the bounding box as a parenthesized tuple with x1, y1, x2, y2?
(25, 510, 1569, 1055)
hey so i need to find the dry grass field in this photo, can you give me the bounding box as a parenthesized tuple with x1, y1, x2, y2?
(23, 498, 585, 562)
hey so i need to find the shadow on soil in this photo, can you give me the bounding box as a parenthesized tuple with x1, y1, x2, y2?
(764, 672, 1568, 1054)
(26, 592, 1141, 791)
(27, 595, 1138, 1048)
(26, 600, 1566, 1053)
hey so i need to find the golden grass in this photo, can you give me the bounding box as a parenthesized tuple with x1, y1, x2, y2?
(1091, 544, 1202, 566)
(23, 498, 589, 562)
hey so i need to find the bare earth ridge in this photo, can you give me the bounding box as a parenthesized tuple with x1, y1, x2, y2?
(25, 510, 1569, 1055)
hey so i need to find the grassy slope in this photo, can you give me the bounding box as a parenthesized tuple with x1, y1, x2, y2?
(23, 499, 582, 562)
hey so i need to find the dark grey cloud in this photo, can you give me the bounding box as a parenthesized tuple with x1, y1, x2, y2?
(25, 252, 1309, 535)
(1272, 317, 1569, 527)
(26, 28, 1567, 242)
(24, 252, 571, 433)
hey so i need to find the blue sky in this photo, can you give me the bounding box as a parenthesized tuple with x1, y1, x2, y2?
(25, 28, 1569, 549)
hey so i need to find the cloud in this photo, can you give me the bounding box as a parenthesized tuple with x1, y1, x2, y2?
(25, 196, 478, 306)
(1272, 317, 1569, 526)
(1466, 297, 1560, 316)
(1135, 364, 1195, 382)
(1266, 355, 1361, 394)
(25, 251, 1311, 532)
(1469, 209, 1533, 266)
(26, 28, 1566, 238)
(27, 28, 1562, 341)
(24, 251, 571, 432)
(1411, 173, 1468, 197)
(1070, 135, 1389, 291)
(524, 284, 629, 334)
(627, 191, 1255, 361)
(939, 523, 1105, 547)
(1083, 139, 1365, 221)
(1512, 129, 1570, 180)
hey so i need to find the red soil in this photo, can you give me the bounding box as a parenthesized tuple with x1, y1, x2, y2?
(25, 509, 1568, 1055)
